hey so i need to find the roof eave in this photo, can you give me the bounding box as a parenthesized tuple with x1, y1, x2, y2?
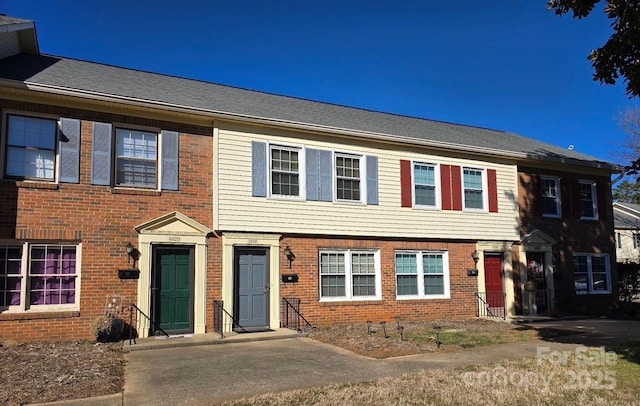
(6, 79, 618, 171)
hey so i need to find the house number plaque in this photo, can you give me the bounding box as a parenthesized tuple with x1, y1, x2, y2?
(168, 236, 181, 242)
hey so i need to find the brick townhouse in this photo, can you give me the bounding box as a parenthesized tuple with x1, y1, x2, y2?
(0, 16, 619, 342)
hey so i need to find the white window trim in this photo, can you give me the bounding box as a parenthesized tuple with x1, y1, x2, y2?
(267, 143, 306, 200)
(462, 167, 488, 212)
(579, 180, 598, 220)
(114, 126, 161, 190)
(573, 253, 611, 295)
(412, 161, 441, 210)
(541, 176, 562, 218)
(319, 249, 381, 301)
(2, 110, 61, 183)
(395, 250, 450, 300)
(333, 151, 366, 205)
(0, 242, 82, 313)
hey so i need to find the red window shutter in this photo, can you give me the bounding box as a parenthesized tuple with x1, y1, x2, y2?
(441, 164, 452, 210)
(488, 169, 498, 213)
(451, 165, 462, 211)
(400, 160, 412, 207)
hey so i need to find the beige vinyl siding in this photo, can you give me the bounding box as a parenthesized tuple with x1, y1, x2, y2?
(216, 124, 520, 241)
(616, 229, 640, 263)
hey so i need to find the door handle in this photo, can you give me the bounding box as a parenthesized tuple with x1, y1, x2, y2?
(264, 285, 270, 294)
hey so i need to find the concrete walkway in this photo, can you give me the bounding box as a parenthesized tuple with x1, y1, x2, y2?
(28, 318, 640, 406)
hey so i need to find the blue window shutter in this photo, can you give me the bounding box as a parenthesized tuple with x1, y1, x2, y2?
(252, 141, 267, 197)
(366, 155, 378, 205)
(58, 118, 81, 183)
(161, 130, 179, 190)
(318, 150, 332, 202)
(306, 148, 319, 201)
(91, 122, 112, 186)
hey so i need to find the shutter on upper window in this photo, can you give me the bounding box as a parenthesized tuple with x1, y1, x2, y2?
(91, 122, 112, 186)
(318, 150, 332, 202)
(488, 169, 498, 213)
(59, 118, 81, 183)
(440, 164, 452, 210)
(306, 149, 332, 202)
(306, 149, 319, 201)
(400, 160, 412, 207)
(451, 165, 462, 211)
(251, 141, 267, 197)
(366, 155, 378, 205)
(161, 130, 179, 190)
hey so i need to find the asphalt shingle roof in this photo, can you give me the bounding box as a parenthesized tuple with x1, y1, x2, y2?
(614, 202, 640, 229)
(0, 52, 616, 169)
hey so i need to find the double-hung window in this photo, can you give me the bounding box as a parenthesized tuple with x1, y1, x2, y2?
(319, 250, 380, 300)
(0, 243, 81, 310)
(395, 251, 450, 299)
(414, 163, 438, 208)
(462, 167, 486, 210)
(578, 181, 598, 219)
(335, 153, 362, 202)
(115, 128, 158, 188)
(573, 253, 610, 294)
(270, 145, 301, 197)
(6, 114, 57, 180)
(542, 177, 561, 217)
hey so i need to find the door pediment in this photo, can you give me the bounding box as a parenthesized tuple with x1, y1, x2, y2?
(521, 229, 556, 250)
(135, 212, 212, 236)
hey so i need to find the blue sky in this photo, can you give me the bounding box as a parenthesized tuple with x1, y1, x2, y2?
(5, 0, 639, 164)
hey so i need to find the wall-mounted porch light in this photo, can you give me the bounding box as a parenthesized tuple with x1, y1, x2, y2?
(284, 245, 295, 269)
(125, 242, 139, 269)
(468, 250, 480, 277)
(472, 250, 480, 266)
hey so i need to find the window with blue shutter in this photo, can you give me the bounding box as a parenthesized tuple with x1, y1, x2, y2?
(252, 141, 267, 197)
(366, 155, 378, 205)
(161, 130, 179, 190)
(59, 118, 81, 183)
(91, 122, 112, 186)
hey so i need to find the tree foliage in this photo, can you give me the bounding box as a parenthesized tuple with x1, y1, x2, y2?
(613, 179, 640, 202)
(548, 0, 640, 98)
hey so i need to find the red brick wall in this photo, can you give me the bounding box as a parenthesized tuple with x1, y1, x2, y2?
(278, 236, 479, 326)
(0, 100, 219, 342)
(517, 168, 617, 314)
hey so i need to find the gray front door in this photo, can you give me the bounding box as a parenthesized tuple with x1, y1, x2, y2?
(235, 248, 269, 330)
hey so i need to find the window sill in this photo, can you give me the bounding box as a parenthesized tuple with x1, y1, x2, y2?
(0, 310, 80, 321)
(15, 180, 59, 190)
(111, 187, 161, 196)
(319, 298, 382, 305)
(396, 295, 450, 301)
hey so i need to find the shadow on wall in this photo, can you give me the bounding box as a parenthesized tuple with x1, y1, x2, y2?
(0, 181, 18, 313)
(503, 169, 616, 316)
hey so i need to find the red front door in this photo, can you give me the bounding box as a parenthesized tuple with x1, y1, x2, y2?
(484, 255, 504, 307)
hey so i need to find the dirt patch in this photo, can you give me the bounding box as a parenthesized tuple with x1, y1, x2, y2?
(0, 341, 125, 406)
(308, 319, 539, 358)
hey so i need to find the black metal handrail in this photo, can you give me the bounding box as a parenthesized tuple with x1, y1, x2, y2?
(282, 297, 313, 331)
(213, 300, 247, 338)
(128, 303, 169, 345)
(475, 291, 506, 320)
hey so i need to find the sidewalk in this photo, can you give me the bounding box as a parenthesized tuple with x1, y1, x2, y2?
(28, 318, 640, 406)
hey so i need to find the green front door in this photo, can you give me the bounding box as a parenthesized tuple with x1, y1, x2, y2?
(153, 247, 194, 334)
